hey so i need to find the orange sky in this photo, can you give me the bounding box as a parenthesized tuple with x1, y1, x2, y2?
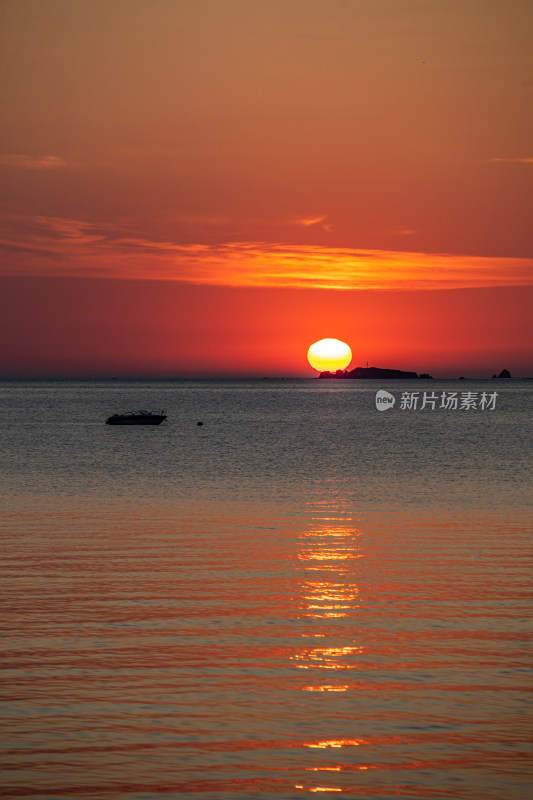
(0, 0, 532, 376)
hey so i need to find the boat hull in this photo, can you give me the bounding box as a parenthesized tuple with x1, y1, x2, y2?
(106, 416, 166, 425)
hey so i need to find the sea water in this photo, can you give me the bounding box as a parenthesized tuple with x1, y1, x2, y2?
(1, 379, 531, 800)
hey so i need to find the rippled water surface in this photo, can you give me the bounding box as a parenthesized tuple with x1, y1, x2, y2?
(1, 380, 531, 799)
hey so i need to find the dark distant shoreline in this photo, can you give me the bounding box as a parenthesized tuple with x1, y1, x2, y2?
(318, 366, 516, 380)
(319, 366, 432, 379)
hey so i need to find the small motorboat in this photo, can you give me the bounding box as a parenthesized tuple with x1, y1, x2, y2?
(106, 410, 166, 425)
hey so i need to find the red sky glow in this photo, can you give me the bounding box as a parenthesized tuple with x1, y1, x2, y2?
(0, 0, 531, 376)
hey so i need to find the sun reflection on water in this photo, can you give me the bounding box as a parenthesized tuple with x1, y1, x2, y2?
(302, 685, 349, 692)
(296, 511, 364, 622)
(290, 507, 366, 700)
(291, 645, 364, 670)
(305, 739, 365, 749)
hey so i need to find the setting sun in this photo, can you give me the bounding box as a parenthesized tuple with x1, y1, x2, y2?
(307, 339, 352, 373)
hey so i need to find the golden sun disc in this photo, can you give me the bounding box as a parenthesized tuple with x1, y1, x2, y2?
(307, 339, 352, 372)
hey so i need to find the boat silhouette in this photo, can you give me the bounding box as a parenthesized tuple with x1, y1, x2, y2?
(106, 410, 166, 425)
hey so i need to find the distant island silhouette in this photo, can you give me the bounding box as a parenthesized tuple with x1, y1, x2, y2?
(319, 366, 431, 379)
(319, 366, 513, 380)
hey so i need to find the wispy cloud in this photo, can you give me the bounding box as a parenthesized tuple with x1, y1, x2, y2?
(1, 214, 532, 291)
(295, 216, 332, 232)
(0, 154, 68, 169)
(296, 216, 326, 227)
(173, 213, 332, 231)
(386, 228, 417, 237)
